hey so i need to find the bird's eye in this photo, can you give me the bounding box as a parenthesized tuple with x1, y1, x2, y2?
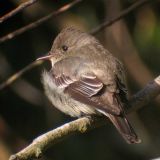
(62, 45, 68, 51)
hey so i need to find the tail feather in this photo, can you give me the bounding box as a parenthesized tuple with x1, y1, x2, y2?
(107, 114, 141, 144)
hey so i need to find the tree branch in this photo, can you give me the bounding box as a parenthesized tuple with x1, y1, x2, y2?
(0, 60, 43, 90)
(9, 75, 160, 160)
(0, 0, 37, 23)
(90, 0, 152, 35)
(0, 0, 82, 44)
(129, 75, 160, 113)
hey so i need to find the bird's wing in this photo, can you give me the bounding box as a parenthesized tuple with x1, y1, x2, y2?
(52, 73, 141, 144)
(53, 73, 121, 115)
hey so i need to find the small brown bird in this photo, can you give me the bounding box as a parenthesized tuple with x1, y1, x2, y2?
(37, 27, 141, 144)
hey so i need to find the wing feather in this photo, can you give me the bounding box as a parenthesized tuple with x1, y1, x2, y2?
(52, 73, 121, 115)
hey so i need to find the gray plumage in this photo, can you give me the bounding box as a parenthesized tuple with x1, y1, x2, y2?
(40, 27, 141, 144)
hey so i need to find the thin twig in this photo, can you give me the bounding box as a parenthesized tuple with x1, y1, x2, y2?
(90, 0, 152, 35)
(0, 60, 43, 90)
(0, 0, 37, 23)
(0, 0, 152, 90)
(0, 0, 82, 44)
(9, 75, 160, 160)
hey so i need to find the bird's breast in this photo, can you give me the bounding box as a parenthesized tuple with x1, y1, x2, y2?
(42, 70, 97, 117)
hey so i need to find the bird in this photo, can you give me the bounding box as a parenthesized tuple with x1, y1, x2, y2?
(37, 27, 141, 144)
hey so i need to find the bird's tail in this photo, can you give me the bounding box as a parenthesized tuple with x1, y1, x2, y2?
(107, 114, 141, 144)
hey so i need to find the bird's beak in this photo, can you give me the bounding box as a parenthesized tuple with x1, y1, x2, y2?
(36, 54, 54, 61)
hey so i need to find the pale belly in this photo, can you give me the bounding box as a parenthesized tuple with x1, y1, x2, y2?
(42, 71, 98, 117)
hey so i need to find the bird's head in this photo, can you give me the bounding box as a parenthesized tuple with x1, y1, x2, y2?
(37, 27, 96, 66)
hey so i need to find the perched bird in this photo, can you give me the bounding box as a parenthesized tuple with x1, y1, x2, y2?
(37, 27, 141, 144)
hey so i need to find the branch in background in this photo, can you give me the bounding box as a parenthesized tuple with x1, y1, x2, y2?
(0, 0, 82, 44)
(0, 0, 152, 90)
(0, 0, 37, 23)
(129, 76, 160, 113)
(0, 60, 43, 90)
(9, 75, 160, 160)
(90, 0, 152, 35)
